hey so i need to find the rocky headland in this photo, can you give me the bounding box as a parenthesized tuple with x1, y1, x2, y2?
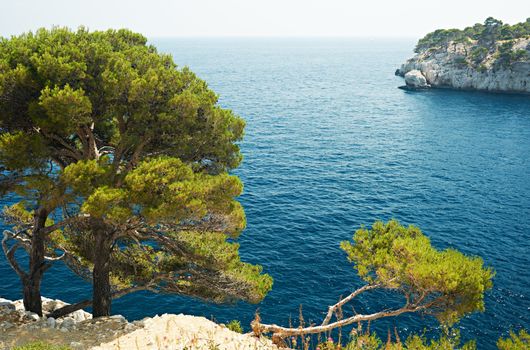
(396, 18, 530, 93)
(0, 297, 279, 350)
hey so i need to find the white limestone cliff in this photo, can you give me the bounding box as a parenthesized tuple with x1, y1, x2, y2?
(396, 38, 530, 93)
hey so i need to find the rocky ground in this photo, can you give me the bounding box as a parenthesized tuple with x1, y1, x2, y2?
(396, 38, 530, 93)
(0, 297, 280, 350)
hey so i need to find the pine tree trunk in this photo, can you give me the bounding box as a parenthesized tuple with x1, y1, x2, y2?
(23, 208, 48, 316)
(47, 286, 145, 319)
(92, 231, 112, 317)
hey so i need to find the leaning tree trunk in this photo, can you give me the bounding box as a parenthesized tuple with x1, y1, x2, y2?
(47, 286, 146, 319)
(92, 231, 112, 317)
(23, 208, 48, 316)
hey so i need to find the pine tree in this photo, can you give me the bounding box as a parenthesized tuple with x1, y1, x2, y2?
(0, 27, 272, 317)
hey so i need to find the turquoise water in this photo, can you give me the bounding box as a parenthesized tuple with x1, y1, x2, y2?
(1, 39, 530, 349)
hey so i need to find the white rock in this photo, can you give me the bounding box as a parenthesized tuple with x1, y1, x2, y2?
(2, 322, 14, 329)
(397, 37, 530, 93)
(404, 70, 429, 88)
(0, 301, 16, 312)
(47, 317, 56, 328)
(0, 297, 14, 305)
(92, 314, 280, 350)
(70, 311, 82, 322)
(25, 311, 40, 321)
(61, 318, 75, 329)
(109, 315, 126, 323)
(12, 296, 93, 321)
(12, 300, 24, 311)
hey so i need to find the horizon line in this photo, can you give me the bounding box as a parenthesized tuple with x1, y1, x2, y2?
(148, 35, 420, 39)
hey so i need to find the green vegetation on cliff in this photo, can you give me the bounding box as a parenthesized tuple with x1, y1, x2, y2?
(415, 17, 530, 53)
(414, 18, 530, 69)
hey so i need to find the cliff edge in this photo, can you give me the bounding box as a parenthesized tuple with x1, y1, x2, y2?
(0, 297, 279, 350)
(396, 17, 530, 93)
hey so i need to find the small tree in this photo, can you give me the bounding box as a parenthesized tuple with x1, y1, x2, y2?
(480, 17, 504, 48)
(253, 220, 493, 341)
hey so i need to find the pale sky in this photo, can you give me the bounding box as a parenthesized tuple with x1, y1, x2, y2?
(1, 0, 529, 38)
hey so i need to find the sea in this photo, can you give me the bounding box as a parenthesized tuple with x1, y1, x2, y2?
(1, 38, 529, 349)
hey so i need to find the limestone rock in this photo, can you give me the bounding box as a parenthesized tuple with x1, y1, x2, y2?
(60, 317, 75, 330)
(404, 70, 429, 88)
(1, 296, 280, 350)
(0, 298, 16, 312)
(25, 311, 40, 321)
(396, 37, 530, 93)
(109, 314, 126, 323)
(92, 313, 279, 350)
(2, 321, 14, 330)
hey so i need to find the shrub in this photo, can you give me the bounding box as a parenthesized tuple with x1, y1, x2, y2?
(453, 56, 469, 67)
(227, 319, 243, 333)
(477, 64, 488, 73)
(13, 342, 71, 350)
(470, 46, 489, 64)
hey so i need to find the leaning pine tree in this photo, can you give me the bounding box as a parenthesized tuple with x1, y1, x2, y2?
(252, 220, 493, 344)
(0, 27, 272, 317)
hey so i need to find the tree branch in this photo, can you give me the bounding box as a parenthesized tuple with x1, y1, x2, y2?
(86, 123, 100, 159)
(253, 304, 427, 338)
(41, 215, 88, 235)
(38, 128, 83, 161)
(46, 286, 149, 319)
(124, 137, 149, 173)
(2, 230, 28, 279)
(44, 251, 66, 262)
(321, 283, 381, 326)
(76, 126, 90, 159)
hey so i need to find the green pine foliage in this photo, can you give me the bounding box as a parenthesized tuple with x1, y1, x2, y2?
(497, 330, 530, 350)
(0, 26, 271, 315)
(414, 17, 530, 68)
(415, 17, 530, 53)
(340, 220, 494, 326)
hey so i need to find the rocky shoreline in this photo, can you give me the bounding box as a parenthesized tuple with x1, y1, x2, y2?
(0, 297, 279, 350)
(396, 37, 530, 93)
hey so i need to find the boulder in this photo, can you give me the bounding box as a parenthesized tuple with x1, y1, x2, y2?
(404, 70, 430, 88)
(60, 317, 76, 330)
(109, 314, 126, 323)
(25, 311, 40, 321)
(0, 298, 16, 312)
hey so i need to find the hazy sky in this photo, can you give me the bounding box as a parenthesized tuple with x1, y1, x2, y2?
(1, 0, 529, 38)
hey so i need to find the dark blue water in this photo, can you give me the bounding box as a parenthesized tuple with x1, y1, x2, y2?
(1, 39, 529, 349)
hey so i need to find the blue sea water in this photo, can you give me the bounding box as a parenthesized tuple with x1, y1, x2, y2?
(1, 38, 530, 349)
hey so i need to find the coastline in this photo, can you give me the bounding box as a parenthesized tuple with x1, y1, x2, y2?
(396, 37, 530, 94)
(397, 84, 530, 95)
